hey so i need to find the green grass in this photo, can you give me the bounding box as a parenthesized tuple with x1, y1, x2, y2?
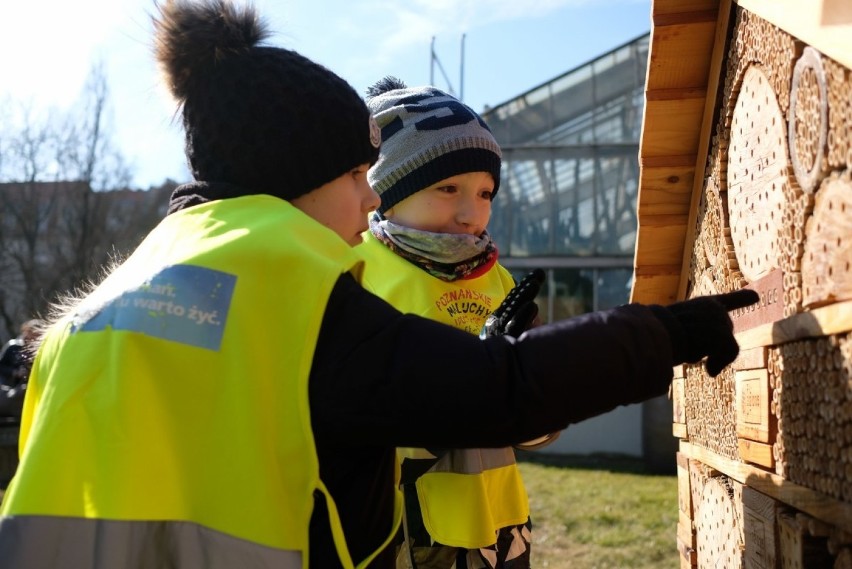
(517, 452, 679, 568)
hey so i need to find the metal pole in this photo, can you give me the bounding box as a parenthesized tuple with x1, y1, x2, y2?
(460, 33, 466, 102)
(430, 36, 436, 85)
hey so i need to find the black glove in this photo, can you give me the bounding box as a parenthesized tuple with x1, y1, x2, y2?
(650, 289, 759, 377)
(480, 269, 545, 339)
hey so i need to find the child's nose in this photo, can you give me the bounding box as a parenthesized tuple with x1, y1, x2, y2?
(455, 199, 481, 231)
(365, 184, 381, 212)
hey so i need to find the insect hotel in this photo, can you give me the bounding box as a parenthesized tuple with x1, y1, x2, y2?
(630, 0, 852, 567)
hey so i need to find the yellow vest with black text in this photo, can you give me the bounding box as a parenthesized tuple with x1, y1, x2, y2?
(357, 230, 529, 549)
(0, 195, 402, 569)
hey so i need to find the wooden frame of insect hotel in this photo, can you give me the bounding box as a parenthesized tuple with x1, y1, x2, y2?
(631, 1, 852, 567)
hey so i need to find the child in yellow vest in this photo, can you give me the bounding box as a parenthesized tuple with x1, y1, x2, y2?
(358, 77, 553, 569)
(0, 3, 759, 568)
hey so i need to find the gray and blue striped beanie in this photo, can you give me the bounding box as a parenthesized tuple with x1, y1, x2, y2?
(365, 77, 502, 214)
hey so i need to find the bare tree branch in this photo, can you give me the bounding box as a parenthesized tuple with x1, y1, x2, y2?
(0, 64, 173, 342)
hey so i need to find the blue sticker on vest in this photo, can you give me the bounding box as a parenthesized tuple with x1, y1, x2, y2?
(75, 265, 237, 351)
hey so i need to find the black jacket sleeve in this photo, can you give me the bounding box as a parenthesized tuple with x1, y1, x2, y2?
(309, 273, 674, 450)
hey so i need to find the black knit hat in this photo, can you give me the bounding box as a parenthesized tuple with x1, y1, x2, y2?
(365, 77, 501, 215)
(153, 0, 381, 200)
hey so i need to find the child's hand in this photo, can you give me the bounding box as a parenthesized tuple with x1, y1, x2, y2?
(652, 289, 759, 376)
(480, 269, 546, 339)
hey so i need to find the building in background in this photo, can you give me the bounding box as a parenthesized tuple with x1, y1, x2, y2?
(482, 33, 676, 470)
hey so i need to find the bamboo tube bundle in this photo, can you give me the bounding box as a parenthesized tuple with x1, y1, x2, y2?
(776, 334, 852, 500)
(702, 179, 733, 292)
(789, 47, 829, 194)
(707, 133, 729, 187)
(727, 64, 789, 284)
(685, 363, 739, 459)
(771, 349, 788, 477)
(722, 9, 750, 122)
(824, 57, 852, 171)
(725, 8, 800, 118)
(707, 136, 749, 291)
(801, 171, 852, 308)
(689, 179, 714, 289)
(779, 169, 810, 317)
(769, 26, 800, 114)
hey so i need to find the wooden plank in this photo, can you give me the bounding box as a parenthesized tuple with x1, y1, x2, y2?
(653, 0, 719, 15)
(646, 87, 708, 101)
(679, 509, 696, 547)
(631, 273, 681, 305)
(646, 21, 717, 90)
(738, 438, 775, 469)
(734, 0, 852, 70)
(735, 299, 852, 350)
(638, 166, 695, 215)
(678, 451, 693, 515)
(729, 270, 785, 335)
(742, 486, 778, 569)
(680, 441, 852, 533)
(673, 377, 687, 424)
(635, 223, 687, 266)
(674, 422, 689, 439)
(654, 10, 718, 27)
(640, 154, 698, 169)
(633, 264, 682, 277)
(731, 347, 768, 371)
(677, 535, 698, 566)
(641, 98, 707, 156)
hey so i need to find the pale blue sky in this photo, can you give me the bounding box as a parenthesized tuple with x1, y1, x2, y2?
(1, 0, 651, 188)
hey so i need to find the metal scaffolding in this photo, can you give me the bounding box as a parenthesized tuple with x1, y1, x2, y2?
(482, 33, 649, 320)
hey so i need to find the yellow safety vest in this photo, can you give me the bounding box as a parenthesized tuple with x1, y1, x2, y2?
(357, 231, 529, 549)
(0, 195, 401, 569)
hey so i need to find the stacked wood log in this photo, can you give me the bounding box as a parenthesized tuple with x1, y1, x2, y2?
(674, 5, 852, 568)
(801, 171, 852, 308)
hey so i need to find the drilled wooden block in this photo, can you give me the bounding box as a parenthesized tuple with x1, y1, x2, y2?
(729, 270, 784, 333)
(728, 64, 789, 283)
(736, 369, 775, 443)
(778, 510, 833, 569)
(742, 487, 778, 569)
(696, 477, 744, 569)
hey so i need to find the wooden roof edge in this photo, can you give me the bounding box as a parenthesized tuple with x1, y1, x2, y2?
(674, 0, 734, 302)
(653, 8, 719, 28)
(631, 0, 733, 304)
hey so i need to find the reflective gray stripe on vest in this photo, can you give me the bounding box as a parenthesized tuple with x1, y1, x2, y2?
(429, 447, 516, 475)
(0, 516, 301, 568)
